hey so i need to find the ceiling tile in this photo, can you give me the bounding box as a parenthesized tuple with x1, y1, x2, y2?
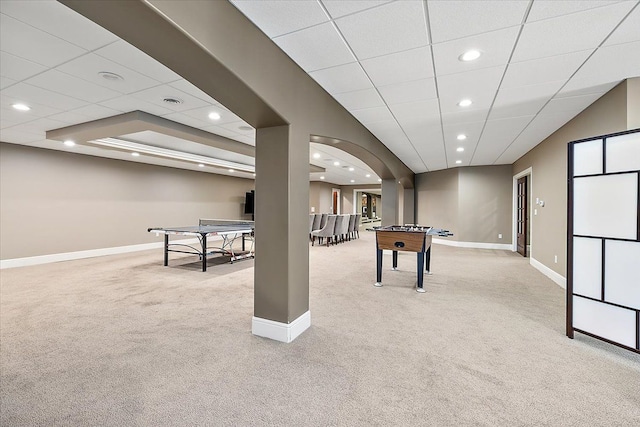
(273, 22, 356, 72)
(556, 81, 619, 98)
(350, 106, 394, 124)
(403, 122, 443, 148)
(438, 66, 505, 113)
(321, 0, 392, 19)
(378, 78, 437, 105)
(0, 14, 86, 67)
(489, 81, 563, 119)
(25, 69, 121, 104)
(129, 85, 212, 113)
(503, 49, 593, 88)
(48, 104, 123, 124)
(0, 76, 17, 90)
(428, 0, 528, 43)
(201, 125, 244, 141)
(361, 46, 433, 87)
(442, 121, 484, 147)
(0, 0, 118, 50)
(335, 1, 429, 60)
(441, 108, 490, 126)
(527, 1, 625, 22)
(512, 2, 635, 62)
(56, 53, 160, 95)
(99, 95, 174, 117)
(0, 51, 47, 82)
(389, 98, 440, 126)
(543, 92, 605, 115)
(0, 127, 44, 144)
(2, 82, 86, 112)
(432, 26, 520, 76)
(334, 88, 384, 110)
(472, 115, 534, 165)
(230, 0, 329, 38)
(559, 41, 640, 94)
(0, 106, 35, 128)
(603, 5, 640, 46)
(7, 116, 70, 133)
(310, 62, 372, 94)
(167, 80, 222, 105)
(95, 41, 182, 83)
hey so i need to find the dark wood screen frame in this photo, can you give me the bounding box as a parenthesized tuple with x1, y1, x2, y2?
(567, 128, 640, 354)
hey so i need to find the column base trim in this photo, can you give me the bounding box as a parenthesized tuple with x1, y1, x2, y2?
(252, 311, 310, 343)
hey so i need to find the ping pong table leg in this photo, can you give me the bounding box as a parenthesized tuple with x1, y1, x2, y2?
(374, 248, 383, 287)
(164, 234, 169, 266)
(392, 250, 398, 270)
(201, 235, 207, 272)
(416, 252, 426, 293)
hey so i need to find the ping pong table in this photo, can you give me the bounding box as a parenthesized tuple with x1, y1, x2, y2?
(148, 219, 254, 272)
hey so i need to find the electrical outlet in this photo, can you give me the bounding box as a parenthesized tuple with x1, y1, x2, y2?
(498, 234, 502, 239)
(554, 255, 558, 263)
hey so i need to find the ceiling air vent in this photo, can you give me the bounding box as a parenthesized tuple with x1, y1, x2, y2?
(162, 97, 183, 105)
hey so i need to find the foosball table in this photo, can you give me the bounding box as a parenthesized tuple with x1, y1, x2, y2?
(374, 225, 453, 293)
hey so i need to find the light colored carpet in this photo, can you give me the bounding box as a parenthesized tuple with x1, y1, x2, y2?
(1, 228, 639, 426)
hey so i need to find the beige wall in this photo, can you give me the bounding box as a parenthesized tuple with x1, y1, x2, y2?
(458, 166, 513, 244)
(513, 81, 630, 277)
(415, 166, 512, 243)
(415, 168, 459, 239)
(309, 181, 334, 214)
(628, 77, 640, 128)
(0, 143, 255, 259)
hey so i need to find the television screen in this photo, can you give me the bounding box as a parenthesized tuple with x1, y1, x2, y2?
(244, 190, 254, 214)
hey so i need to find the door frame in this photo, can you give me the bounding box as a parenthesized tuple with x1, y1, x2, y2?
(512, 167, 533, 254)
(332, 188, 341, 214)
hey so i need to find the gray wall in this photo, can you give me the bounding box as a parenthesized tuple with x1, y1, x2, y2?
(309, 181, 333, 214)
(628, 77, 640, 128)
(0, 143, 255, 259)
(415, 166, 512, 244)
(513, 80, 631, 277)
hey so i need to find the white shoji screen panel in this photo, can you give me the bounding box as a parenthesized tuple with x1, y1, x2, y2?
(568, 128, 640, 354)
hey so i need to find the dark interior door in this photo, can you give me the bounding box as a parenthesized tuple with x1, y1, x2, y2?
(332, 191, 338, 214)
(517, 176, 528, 257)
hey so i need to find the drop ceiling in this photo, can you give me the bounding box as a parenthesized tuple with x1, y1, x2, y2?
(1, 1, 639, 186)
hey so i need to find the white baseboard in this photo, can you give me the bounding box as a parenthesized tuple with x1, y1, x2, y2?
(432, 238, 512, 251)
(252, 311, 311, 343)
(0, 237, 204, 269)
(530, 256, 566, 288)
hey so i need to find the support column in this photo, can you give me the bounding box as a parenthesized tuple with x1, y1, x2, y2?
(403, 188, 415, 225)
(252, 125, 310, 343)
(366, 194, 373, 219)
(381, 179, 399, 226)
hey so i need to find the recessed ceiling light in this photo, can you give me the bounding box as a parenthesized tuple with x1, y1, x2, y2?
(459, 50, 481, 62)
(63, 140, 75, 147)
(350, 179, 355, 183)
(131, 152, 140, 157)
(456, 160, 462, 164)
(458, 99, 472, 107)
(333, 161, 340, 166)
(378, 178, 382, 182)
(163, 97, 183, 105)
(313, 153, 321, 159)
(348, 167, 354, 172)
(228, 169, 235, 173)
(98, 71, 124, 82)
(208, 112, 221, 120)
(320, 176, 325, 180)
(366, 174, 371, 178)
(456, 147, 464, 152)
(253, 173, 256, 177)
(12, 103, 30, 111)
(457, 134, 467, 140)
(198, 163, 205, 168)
